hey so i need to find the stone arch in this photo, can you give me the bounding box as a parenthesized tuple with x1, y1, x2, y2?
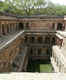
(38, 48, 41, 56)
(26, 22, 29, 29)
(7, 24, 9, 33)
(52, 23, 55, 30)
(57, 23, 63, 30)
(0, 23, 2, 35)
(51, 37, 56, 45)
(30, 36, 35, 43)
(30, 48, 33, 55)
(19, 23, 24, 30)
(2, 24, 5, 35)
(37, 36, 43, 43)
(45, 35, 50, 44)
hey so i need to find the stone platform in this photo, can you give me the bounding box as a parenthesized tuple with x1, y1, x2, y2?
(0, 73, 66, 80)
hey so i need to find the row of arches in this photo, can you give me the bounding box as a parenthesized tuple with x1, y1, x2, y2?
(0, 22, 24, 35)
(0, 21, 65, 36)
(52, 23, 65, 31)
(24, 35, 55, 45)
(29, 47, 50, 57)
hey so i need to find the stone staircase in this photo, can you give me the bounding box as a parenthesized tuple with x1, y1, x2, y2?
(0, 73, 66, 80)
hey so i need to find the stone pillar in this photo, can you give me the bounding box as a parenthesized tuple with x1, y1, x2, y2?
(10, 24, 13, 33)
(4, 24, 6, 35)
(23, 23, 26, 30)
(11, 24, 14, 33)
(64, 22, 66, 31)
(14, 23, 17, 32)
(55, 23, 57, 30)
(35, 48, 38, 56)
(8, 24, 11, 33)
(2, 24, 5, 35)
(0, 24, 1, 35)
(35, 36, 38, 43)
(13, 24, 16, 33)
(13, 24, 15, 33)
(43, 36, 45, 43)
(16, 23, 18, 31)
(0, 24, 2, 36)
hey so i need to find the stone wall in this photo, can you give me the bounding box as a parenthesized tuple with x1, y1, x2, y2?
(0, 16, 66, 72)
(0, 33, 25, 72)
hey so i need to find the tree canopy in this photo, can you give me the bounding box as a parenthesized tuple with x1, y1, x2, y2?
(0, 0, 66, 16)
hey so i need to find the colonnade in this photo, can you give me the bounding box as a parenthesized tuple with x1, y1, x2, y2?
(24, 34, 56, 46)
(0, 22, 25, 36)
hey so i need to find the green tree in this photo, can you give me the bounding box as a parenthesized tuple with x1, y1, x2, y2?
(4, 0, 46, 15)
(0, 0, 66, 16)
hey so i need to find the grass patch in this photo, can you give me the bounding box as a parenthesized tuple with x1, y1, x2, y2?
(40, 64, 52, 72)
(27, 60, 52, 72)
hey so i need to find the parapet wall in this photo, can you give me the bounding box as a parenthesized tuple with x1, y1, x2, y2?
(0, 31, 25, 72)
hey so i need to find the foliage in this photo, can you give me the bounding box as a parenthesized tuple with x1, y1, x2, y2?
(0, 0, 66, 16)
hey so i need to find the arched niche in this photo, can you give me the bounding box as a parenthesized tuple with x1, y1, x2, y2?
(19, 23, 24, 30)
(2, 24, 5, 35)
(30, 36, 35, 43)
(37, 36, 43, 43)
(52, 23, 55, 30)
(57, 23, 63, 31)
(45, 35, 50, 44)
(26, 22, 29, 29)
(51, 37, 56, 45)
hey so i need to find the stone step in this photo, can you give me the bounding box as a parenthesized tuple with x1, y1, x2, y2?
(0, 73, 66, 80)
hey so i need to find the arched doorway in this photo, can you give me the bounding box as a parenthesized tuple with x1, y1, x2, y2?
(2, 24, 5, 35)
(7, 24, 9, 33)
(52, 23, 55, 30)
(45, 35, 50, 44)
(30, 36, 35, 43)
(37, 36, 43, 43)
(51, 37, 55, 45)
(19, 23, 24, 30)
(57, 23, 63, 30)
(26, 22, 29, 29)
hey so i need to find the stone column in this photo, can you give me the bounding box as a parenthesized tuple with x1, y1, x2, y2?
(35, 48, 38, 56)
(64, 22, 66, 31)
(7, 24, 8, 33)
(13, 24, 15, 33)
(13, 24, 16, 33)
(55, 23, 57, 30)
(35, 36, 38, 43)
(8, 24, 11, 33)
(16, 23, 18, 31)
(14, 23, 17, 32)
(10, 24, 13, 33)
(42, 35, 45, 44)
(0, 24, 2, 36)
(23, 23, 26, 30)
(11, 24, 14, 33)
(2, 24, 5, 35)
(4, 24, 6, 35)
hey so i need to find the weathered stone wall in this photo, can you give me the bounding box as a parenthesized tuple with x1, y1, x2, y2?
(23, 19, 65, 31)
(0, 16, 66, 72)
(28, 21, 53, 30)
(0, 35, 24, 72)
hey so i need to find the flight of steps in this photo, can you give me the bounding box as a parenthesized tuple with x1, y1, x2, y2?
(12, 47, 28, 72)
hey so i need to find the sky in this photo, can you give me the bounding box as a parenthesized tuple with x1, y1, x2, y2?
(50, 0, 66, 5)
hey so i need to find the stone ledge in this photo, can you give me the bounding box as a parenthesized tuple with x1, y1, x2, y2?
(0, 73, 66, 80)
(0, 31, 24, 51)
